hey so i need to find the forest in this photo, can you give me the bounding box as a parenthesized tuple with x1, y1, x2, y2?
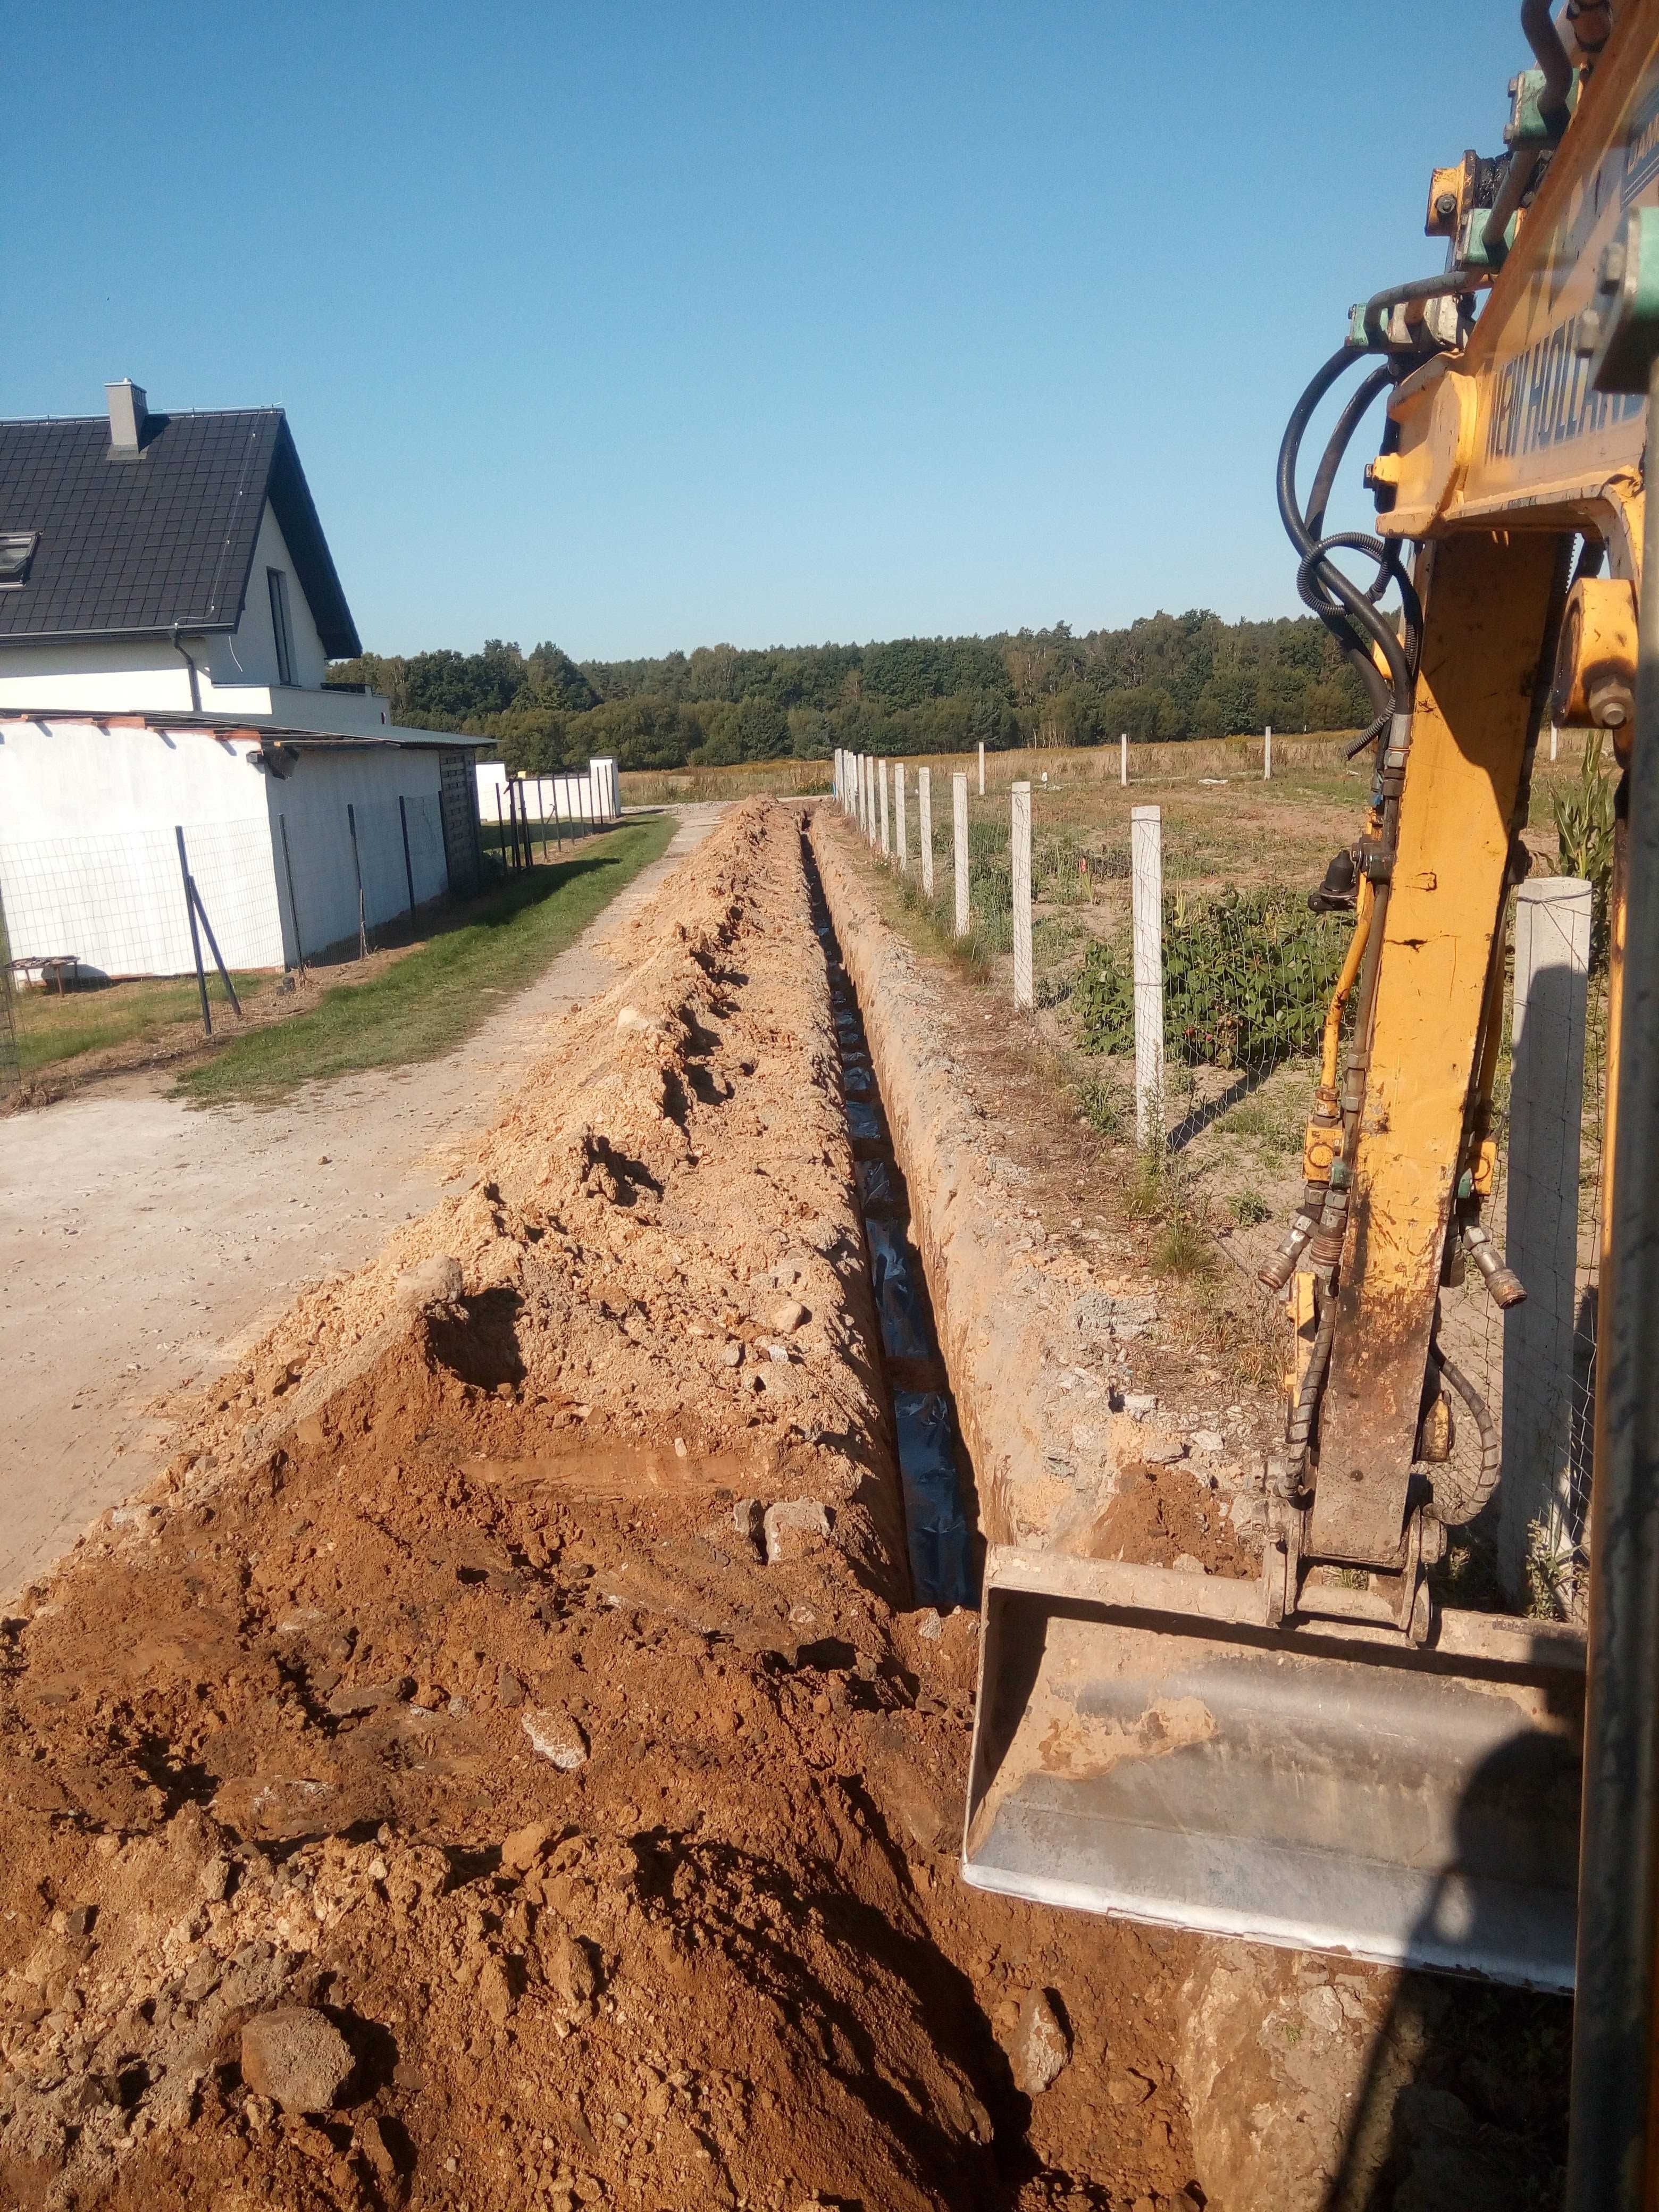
(325, 611, 1371, 774)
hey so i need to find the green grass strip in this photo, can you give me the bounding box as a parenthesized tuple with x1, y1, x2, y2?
(16, 971, 270, 1074)
(175, 814, 677, 1105)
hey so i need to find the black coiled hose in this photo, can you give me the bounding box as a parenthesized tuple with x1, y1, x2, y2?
(1427, 1353, 1503, 1525)
(1276, 345, 1421, 753)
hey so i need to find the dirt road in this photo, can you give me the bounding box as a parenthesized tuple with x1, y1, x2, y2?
(0, 805, 723, 1600)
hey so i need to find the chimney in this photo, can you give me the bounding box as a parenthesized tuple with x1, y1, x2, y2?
(106, 379, 148, 456)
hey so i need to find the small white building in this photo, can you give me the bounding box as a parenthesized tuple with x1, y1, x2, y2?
(0, 381, 488, 978)
(475, 757, 621, 835)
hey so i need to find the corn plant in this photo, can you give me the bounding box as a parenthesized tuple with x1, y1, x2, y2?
(1550, 728, 1616, 969)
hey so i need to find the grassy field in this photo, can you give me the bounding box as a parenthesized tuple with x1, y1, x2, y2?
(175, 814, 675, 1104)
(620, 759, 833, 806)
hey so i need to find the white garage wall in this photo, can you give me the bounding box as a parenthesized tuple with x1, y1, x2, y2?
(0, 815, 282, 979)
(0, 720, 286, 975)
(262, 745, 447, 965)
(0, 721, 457, 980)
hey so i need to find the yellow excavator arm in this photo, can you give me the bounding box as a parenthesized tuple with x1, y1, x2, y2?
(967, 9, 1659, 2202)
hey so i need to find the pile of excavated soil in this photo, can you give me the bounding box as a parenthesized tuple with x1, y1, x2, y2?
(0, 803, 1208, 2212)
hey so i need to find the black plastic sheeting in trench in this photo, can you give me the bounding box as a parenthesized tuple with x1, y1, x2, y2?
(803, 835, 978, 1613)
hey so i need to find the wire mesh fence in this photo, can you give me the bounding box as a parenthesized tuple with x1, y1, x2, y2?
(0, 817, 283, 982)
(836, 743, 1610, 1618)
(0, 781, 490, 1058)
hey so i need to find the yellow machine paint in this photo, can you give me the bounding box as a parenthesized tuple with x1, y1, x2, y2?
(965, 0, 1659, 2021)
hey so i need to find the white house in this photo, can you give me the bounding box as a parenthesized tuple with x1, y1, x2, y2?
(0, 380, 488, 978)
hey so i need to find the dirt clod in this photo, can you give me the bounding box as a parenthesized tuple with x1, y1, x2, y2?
(240, 2007, 355, 2113)
(763, 1496, 832, 1563)
(394, 1252, 464, 1311)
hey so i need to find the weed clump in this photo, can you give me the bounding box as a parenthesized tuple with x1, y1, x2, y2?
(1073, 888, 1346, 1071)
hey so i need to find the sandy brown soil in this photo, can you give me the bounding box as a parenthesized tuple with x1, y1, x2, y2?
(0, 801, 1572, 2212)
(0, 810, 722, 1602)
(0, 803, 1210, 2212)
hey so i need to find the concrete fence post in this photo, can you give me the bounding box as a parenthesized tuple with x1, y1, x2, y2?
(1120, 732, 1129, 787)
(896, 763, 908, 870)
(1131, 805, 1164, 1149)
(1550, 723, 1560, 763)
(862, 755, 874, 841)
(1264, 725, 1273, 781)
(952, 772, 969, 937)
(878, 758, 891, 856)
(1500, 876, 1594, 1599)
(919, 767, 934, 896)
(977, 740, 985, 797)
(834, 749, 843, 808)
(1011, 781, 1033, 1011)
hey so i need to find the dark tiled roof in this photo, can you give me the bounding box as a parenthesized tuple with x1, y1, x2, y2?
(0, 408, 361, 657)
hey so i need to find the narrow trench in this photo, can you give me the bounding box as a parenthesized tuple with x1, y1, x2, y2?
(802, 827, 979, 1612)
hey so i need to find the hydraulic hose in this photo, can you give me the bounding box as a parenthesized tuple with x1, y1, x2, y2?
(1321, 881, 1374, 1093)
(1523, 0, 1574, 128)
(1277, 348, 1416, 724)
(1428, 1353, 1502, 1524)
(1282, 1284, 1338, 1496)
(1305, 363, 1396, 540)
(1361, 0, 1571, 319)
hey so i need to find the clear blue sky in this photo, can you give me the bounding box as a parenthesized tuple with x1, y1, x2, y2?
(11, 2, 1530, 660)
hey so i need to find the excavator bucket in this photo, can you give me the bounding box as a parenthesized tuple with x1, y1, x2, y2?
(962, 1548, 1586, 1990)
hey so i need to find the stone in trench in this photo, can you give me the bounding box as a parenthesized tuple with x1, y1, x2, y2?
(539, 1926, 601, 2006)
(1071, 1290, 1158, 1342)
(1012, 1988, 1071, 2094)
(763, 1498, 832, 1564)
(240, 2007, 354, 2113)
(522, 1706, 589, 1770)
(394, 1254, 463, 1313)
(357, 2114, 399, 2185)
(1122, 1393, 1159, 1419)
(1192, 1429, 1226, 1456)
(477, 1953, 517, 2024)
(770, 1299, 807, 1334)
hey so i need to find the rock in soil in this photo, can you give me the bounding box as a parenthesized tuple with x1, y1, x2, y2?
(1012, 1989, 1071, 2095)
(240, 2007, 355, 2113)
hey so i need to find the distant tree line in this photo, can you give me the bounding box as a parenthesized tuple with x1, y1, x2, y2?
(326, 612, 1372, 775)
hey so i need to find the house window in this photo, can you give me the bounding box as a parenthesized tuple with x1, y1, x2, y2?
(0, 532, 39, 588)
(267, 566, 295, 685)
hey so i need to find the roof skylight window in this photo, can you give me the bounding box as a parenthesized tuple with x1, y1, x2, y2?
(0, 532, 38, 587)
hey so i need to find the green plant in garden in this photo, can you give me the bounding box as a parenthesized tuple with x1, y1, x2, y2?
(1074, 1073, 1127, 1136)
(1072, 887, 1345, 1070)
(1230, 1189, 1272, 1227)
(1550, 728, 1616, 969)
(1154, 1209, 1214, 1276)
